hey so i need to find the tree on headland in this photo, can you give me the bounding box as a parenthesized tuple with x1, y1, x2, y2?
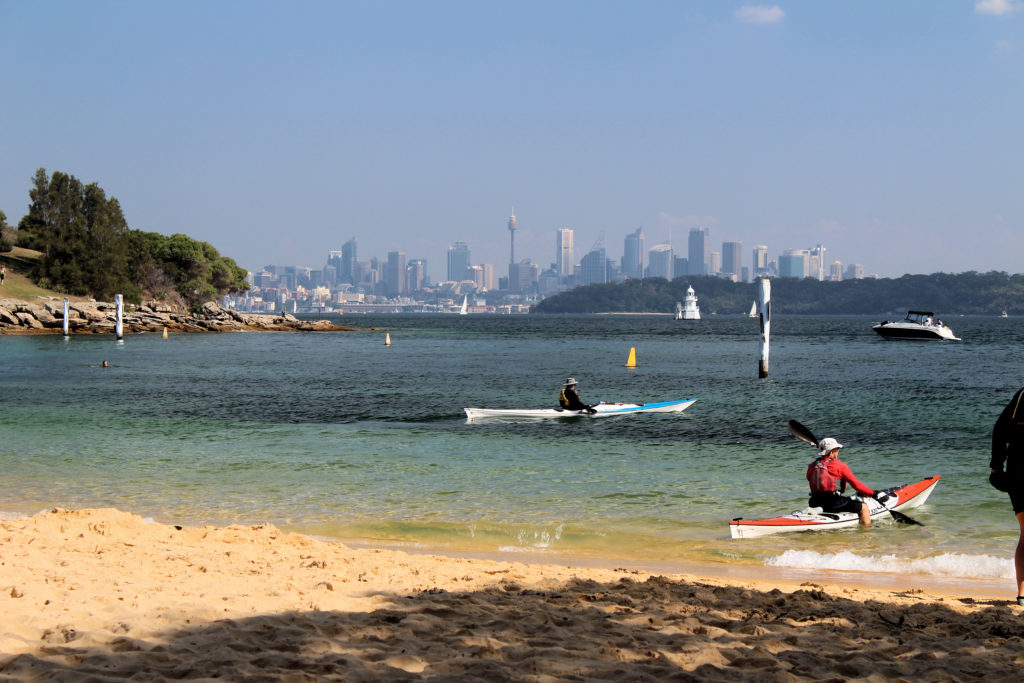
(14, 168, 249, 310)
(532, 272, 1024, 316)
(17, 169, 138, 300)
(0, 210, 13, 252)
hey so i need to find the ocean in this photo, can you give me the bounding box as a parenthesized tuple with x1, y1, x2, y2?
(2, 313, 1022, 587)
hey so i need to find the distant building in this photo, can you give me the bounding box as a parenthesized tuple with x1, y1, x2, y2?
(508, 259, 540, 294)
(385, 251, 406, 296)
(648, 244, 673, 279)
(673, 256, 688, 280)
(407, 258, 428, 291)
(778, 249, 809, 279)
(709, 251, 721, 277)
(808, 244, 826, 281)
(721, 241, 743, 280)
(481, 263, 496, 291)
(752, 245, 769, 279)
(447, 241, 471, 282)
(829, 260, 843, 281)
(688, 227, 710, 275)
(622, 228, 644, 279)
(578, 247, 607, 286)
(844, 263, 866, 280)
(556, 228, 574, 277)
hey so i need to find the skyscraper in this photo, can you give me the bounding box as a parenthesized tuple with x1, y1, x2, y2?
(578, 247, 607, 286)
(385, 251, 406, 296)
(778, 249, 809, 278)
(447, 241, 471, 282)
(341, 237, 357, 284)
(407, 259, 427, 291)
(647, 244, 673, 279)
(555, 228, 574, 277)
(622, 228, 644, 279)
(752, 245, 769, 278)
(721, 241, 743, 281)
(688, 228, 710, 275)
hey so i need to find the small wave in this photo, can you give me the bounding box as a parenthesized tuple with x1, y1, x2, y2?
(765, 549, 1013, 580)
(0, 510, 30, 522)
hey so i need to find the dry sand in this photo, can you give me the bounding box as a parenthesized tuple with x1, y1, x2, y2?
(2, 508, 1023, 681)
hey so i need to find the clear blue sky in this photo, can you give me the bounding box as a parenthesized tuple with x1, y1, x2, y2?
(2, 1, 1022, 280)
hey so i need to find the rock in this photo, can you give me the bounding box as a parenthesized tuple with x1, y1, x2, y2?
(14, 312, 44, 329)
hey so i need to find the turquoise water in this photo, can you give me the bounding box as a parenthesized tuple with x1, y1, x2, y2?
(2, 314, 1022, 581)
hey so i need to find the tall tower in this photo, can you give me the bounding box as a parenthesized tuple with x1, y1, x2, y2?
(687, 227, 710, 276)
(447, 241, 471, 282)
(555, 228, 574, 277)
(622, 228, 644, 279)
(507, 211, 518, 264)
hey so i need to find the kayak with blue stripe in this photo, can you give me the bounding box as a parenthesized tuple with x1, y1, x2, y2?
(463, 398, 697, 421)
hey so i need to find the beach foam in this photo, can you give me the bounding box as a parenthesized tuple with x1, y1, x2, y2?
(766, 549, 1014, 579)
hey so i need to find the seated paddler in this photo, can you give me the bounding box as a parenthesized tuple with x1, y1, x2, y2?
(807, 437, 878, 527)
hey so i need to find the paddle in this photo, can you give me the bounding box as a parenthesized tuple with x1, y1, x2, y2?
(788, 420, 923, 527)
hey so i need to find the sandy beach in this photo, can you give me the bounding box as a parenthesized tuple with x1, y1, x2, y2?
(0, 508, 1021, 680)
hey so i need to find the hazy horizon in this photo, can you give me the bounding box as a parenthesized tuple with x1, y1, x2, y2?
(2, 1, 1021, 280)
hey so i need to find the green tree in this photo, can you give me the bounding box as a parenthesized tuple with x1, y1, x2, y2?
(18, 168, 138, 300)
(0, 210, 12, 252)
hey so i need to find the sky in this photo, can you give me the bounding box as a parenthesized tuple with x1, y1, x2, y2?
(1, 1, 1022, 280)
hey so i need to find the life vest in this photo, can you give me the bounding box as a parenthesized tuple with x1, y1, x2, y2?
(558, 388, 570, 409)
(809, 457, 838, 494)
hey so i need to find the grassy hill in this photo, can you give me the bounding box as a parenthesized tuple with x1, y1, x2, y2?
(0, 247, 91, 303)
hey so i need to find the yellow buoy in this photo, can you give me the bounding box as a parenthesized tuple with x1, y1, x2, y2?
(385, 332, 391, 346)
(625, 346, 636, 368)
(162, 327, 168, 338)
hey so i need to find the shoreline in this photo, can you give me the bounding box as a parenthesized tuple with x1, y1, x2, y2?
(2, 507, 1022, 679)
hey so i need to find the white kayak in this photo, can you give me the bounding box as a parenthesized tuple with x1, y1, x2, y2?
(729, 475, 940, 539)
(464, 398, 697, 421)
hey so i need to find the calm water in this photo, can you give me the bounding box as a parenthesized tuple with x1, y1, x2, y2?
(2, 314, 1023, 583)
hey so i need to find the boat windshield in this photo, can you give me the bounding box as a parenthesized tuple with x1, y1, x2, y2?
(905, 311, 934, 324)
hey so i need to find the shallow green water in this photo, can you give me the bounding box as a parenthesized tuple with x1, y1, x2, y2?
(1, 313, 1021, 581)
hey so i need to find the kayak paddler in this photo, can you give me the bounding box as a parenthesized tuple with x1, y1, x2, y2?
(807, 437, 879, 527)
(559, 378, 596, 415)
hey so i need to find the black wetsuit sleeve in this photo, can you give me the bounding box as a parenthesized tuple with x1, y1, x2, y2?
(991, 387, 1024, 471)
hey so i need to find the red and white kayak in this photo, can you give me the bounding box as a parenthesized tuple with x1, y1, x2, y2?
(729, 475, 941, 539)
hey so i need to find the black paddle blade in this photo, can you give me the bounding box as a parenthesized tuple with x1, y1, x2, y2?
(788, 420, 818, 447)
(888, 509, 924, 526)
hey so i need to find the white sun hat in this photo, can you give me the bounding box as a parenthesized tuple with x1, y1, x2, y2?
(817, 437, 844, 457)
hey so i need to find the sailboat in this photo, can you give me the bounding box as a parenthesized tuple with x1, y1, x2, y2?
(748, 301, 757, 318)
(459, 295, 468, 315)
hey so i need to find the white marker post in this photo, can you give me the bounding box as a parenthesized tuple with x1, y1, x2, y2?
(63, 298, 69, 337)
(758, 278, 771, 378)
(115, 294, 124, 340)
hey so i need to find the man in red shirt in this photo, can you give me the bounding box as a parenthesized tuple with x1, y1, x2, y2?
(807, 437, 877, 527)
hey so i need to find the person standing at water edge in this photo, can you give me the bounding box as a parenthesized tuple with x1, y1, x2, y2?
(559, 378, 596, 414)
(807, 437, 877, 527)
(989, 385, 1024, 605)
(1, 264, 5, 285)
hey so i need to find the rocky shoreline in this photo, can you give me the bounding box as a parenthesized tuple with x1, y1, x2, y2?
(0, 298, 354, 334)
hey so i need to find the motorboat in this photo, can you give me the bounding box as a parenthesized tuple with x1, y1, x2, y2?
(872, 311, 959, 341)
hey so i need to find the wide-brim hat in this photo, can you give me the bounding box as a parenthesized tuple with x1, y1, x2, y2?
(564, 377, 577, 386)
(817, 437, 843, 457)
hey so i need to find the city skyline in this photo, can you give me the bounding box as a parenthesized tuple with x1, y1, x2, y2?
(2, 2, 1021, 279)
